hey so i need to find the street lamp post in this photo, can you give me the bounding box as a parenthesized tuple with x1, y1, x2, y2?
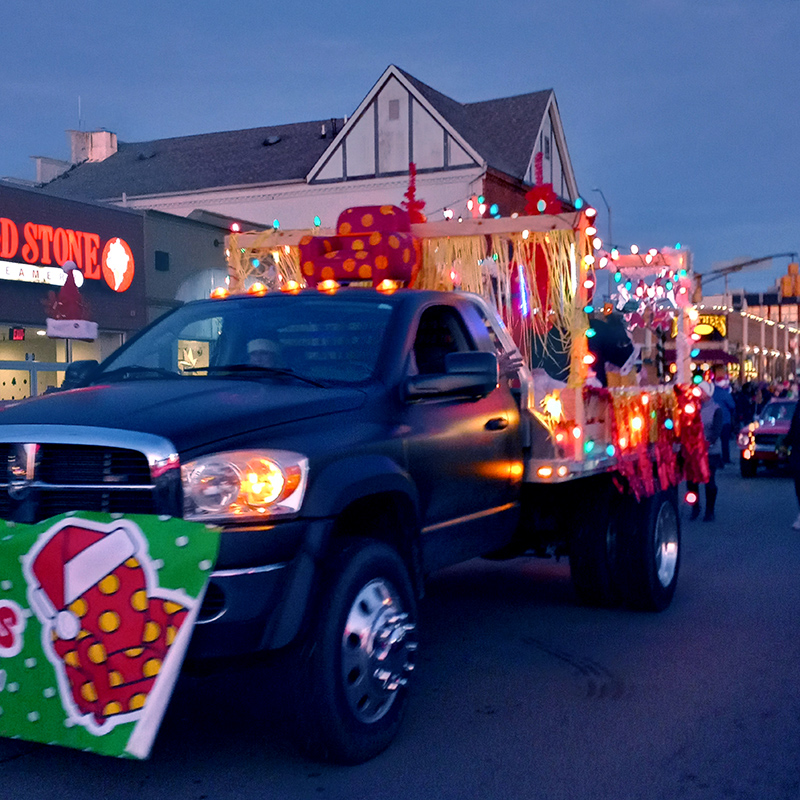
(592, 188, 612, 249)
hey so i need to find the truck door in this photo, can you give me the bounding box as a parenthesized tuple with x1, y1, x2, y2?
(402, 303, 523, 571)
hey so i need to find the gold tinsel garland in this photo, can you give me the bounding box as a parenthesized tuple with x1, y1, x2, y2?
(227, 230, 303, 293)
(416, 227, 592, 388)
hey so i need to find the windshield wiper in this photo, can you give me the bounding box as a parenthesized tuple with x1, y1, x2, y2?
(184, 364, 327, 387)
(94, 366, 181, 383)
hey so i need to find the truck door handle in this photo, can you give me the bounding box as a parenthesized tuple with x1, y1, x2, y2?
(485, 417, 509, 431)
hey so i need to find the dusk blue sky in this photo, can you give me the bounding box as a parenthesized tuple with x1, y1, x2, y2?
(2, 0, 797, 292)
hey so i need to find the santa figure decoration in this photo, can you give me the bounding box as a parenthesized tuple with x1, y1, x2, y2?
(44, 260, 99, 340)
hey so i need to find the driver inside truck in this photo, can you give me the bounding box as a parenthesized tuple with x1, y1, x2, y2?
(247, 338, 284, 368)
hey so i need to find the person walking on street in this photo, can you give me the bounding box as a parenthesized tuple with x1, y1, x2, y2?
(712, 367, 735, 464)
(687, 381, 724, 522)
(783, 398, 800, 530)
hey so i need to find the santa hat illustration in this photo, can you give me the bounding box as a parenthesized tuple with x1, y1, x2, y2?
(28, 523, 137, 639)
(44, 260, 99, 340)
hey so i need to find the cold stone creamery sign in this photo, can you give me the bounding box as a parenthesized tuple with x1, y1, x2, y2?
(0, 216, 135, 293)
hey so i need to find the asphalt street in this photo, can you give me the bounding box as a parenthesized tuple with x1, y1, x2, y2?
(1, 466, 798, 800)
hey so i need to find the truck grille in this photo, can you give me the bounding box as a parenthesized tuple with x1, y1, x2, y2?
(37, 444, 153, 484)
(0, 431, 181, 524)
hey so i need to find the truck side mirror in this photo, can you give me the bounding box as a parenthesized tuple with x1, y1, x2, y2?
(61, 359, 99, 390)
(403, 351, 499, 401)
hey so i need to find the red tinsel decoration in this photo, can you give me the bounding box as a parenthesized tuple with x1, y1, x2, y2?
(582, 384, 703, 500)
(402, 163, 427, 223)
(675, 385, 710, 484)
(524, 183, 562, 216)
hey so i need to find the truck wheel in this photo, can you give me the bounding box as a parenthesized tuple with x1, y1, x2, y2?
(569, 476, 622, 607)
(615, 487, 680, 612)
(740, 455, 757, 478)
(290, 539, 417, 764)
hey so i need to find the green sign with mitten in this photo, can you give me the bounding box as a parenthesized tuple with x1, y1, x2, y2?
(0, 512, 219, 758)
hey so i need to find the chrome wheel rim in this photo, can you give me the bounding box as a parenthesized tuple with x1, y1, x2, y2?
(341, 578, 417, 724)
(654, 500, 679, 587)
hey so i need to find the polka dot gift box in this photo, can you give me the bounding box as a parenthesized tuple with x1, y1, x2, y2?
(0, 512, 219, 759)
(298, 205, 419, 287)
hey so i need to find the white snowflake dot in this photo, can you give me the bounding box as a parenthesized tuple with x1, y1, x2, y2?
(111, 513, 124, 519)
(175, 535, 189, 548)
(158, 515, 172, 522)
(63, 719, 75, 728)
(27, 711, 40, 723)
(152, 559, 164, 571)
(7, 682, 19, 693)
(24, 658, 37, 669)
(1, 580, 12, 591)
(198, 559, 212, 571)
(43, 687, 56, 699)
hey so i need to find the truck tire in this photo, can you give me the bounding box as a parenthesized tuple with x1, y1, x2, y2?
(740, 455, 757, 478)
(569, 476, 622, 608)
(615, 487, 680, 612)
(289, 539, 417, 764)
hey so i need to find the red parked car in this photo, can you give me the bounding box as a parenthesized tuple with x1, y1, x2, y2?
(738, 399, 797, 477)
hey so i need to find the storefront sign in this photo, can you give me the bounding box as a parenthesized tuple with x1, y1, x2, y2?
(1, 259, 70, 287)
(694, 314, 726, 338)
(0, 217, 134, 293)
(671, 313, 727, 339)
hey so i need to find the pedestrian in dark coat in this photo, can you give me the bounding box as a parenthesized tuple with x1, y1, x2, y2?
(712, 369, 735, 464)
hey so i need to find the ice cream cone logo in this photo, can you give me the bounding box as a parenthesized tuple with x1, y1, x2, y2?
(22, 517, 192, 736)
(101, 237, 135, 293)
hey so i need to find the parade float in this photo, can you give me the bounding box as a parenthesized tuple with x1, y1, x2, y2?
(0, 168, 710, 763)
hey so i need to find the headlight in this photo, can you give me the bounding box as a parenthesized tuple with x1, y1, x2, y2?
(182, 449, 309, 521)
(737, 432, 750, 448)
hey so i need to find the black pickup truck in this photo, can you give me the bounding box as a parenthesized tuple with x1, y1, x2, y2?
(0, 287, 680, 763)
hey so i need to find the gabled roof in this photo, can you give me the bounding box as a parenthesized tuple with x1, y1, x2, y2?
(40, 120, 342, 202)
(394, 66, 552, 182)
(38, 66, 561, 203)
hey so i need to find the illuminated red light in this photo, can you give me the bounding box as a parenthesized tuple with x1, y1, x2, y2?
(685, 491, 698, 505)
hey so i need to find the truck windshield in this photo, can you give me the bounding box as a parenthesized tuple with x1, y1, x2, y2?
(95, 295, 396, 385)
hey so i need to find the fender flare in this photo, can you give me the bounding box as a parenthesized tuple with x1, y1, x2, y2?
(301, 454, 420, 520)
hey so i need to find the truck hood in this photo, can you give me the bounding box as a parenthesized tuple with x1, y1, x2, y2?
(0, 379, 366, 451)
